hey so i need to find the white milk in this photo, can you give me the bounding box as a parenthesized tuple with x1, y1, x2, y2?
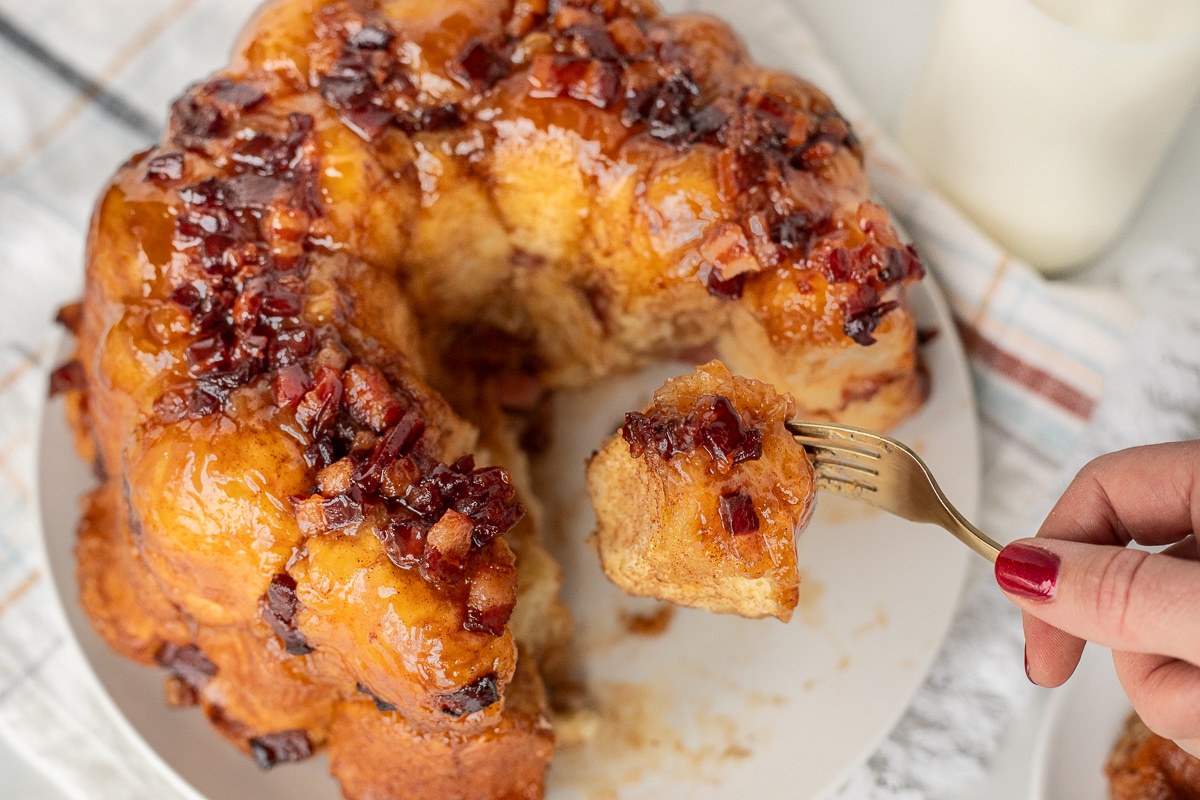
(899, 0, 1200, 273)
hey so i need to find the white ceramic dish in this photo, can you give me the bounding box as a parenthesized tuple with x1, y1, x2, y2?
(1030, 645, 1129, 800)
(37, 276, 978, 800)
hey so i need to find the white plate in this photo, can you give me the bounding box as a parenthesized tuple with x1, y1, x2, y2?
(36, 277, 978, 800)
(1029, 645, 1129, 800)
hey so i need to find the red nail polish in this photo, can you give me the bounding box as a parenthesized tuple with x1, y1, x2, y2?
(995, 543, 1059, 601)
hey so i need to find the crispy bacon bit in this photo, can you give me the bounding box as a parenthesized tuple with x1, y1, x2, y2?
(311, 341, 350, 373)
(211, 80, 265, 110)
(883, 245, 924, 285)
(790, 111, 860, 170)
(623, 394, 762, 466)
(49, 361, 85, 396)
(623, 409, 689, 460)
(380, 457, 420, 498)
(230, 115, 314, 179)
(271, 364, 312, 408)
(825, 247, 852, 283)
(843, 301, 899, 346)
(376, 518, 426, 567)
(348, 25, 393, 50)
(561, 24, 620, 61)
(145, 151, 185, 183)
(435, 673, 501, 718)
(317, 457, 356, 496)
(320, 491, 366, 531)
(719, 490, 760, 536)
(704, 269, 746, 299)
(771, 210, 825, 253)
(693, 395, 763, 466)
(261, 573, 314, 656)
(464, 562, 518, 636)
(451, 38, 512, 89)
(394, 103, 464, 134)
(422, 509, 475, 581)
(355, 682, 397, 712)
(294, 495, 330, 535)
(528, 55, 620, 109)
(249, 730, 313, 770)
(303, 436, 339, 470)
(699, 222, 762, 297)
(690, 102, 731, 141)
(294, 366, 344, 436)
(224, 173, 288, 210)
(186, 388, 223, 419)
(340, 107, 395, 141)
(342, 364, 403, 432)
(155, 643, 217, 693)
(178, 176, 226, 207)
(626, 70, 701, 140)
(353, 410, 425, 492)
(320, 59, 377, 110)
(171, 90, 226, 148)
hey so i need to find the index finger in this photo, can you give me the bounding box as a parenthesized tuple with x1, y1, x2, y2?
(1037, 441, 1200, 549)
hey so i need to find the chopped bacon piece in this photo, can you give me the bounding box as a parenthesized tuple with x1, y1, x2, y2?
(317, 457, 356, 496)
(342, 364, 403, 432)
(49, 361, 85, 396)
(271, 364, 312, 408)
(294, 366, 344, 436)
(422, 509, 474, 581)
(718, 490, 760, 536)
(435, 674, 500, 717)
(249, 730, 313, 769)
(464, 562, 518, 636)
(528, 55, 620, 109)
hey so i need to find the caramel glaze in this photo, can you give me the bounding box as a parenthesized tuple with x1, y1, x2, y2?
(59, 1, 927, 797)
(588, 361, 816, 621)
(1108, 714, 1200, 800)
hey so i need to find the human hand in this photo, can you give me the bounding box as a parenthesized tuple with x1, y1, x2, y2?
(993, 441, 1200, 758)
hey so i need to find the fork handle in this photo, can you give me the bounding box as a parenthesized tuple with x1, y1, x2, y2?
(934, 502, 1002, 563)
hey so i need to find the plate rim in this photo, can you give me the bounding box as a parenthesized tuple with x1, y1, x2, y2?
(1028, 644, 1128, 800)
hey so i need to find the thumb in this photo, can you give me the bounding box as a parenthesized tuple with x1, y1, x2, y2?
(995, 539, 1200, 666)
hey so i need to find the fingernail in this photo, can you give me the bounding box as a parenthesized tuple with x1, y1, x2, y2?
(1023, 646, 1040, 686)
(995, 543, 1059, 601)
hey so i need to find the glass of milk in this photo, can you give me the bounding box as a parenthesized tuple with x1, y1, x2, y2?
(898, 0, 1200, 274)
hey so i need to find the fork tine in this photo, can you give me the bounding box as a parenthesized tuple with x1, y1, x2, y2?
(809, 455, 879, 477)
(789, 419, 1003, 563)
(786, 420, 884, 461)
(811, 472, 878, 498)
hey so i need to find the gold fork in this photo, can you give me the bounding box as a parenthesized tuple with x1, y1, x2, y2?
(786, 420, 1002, 563)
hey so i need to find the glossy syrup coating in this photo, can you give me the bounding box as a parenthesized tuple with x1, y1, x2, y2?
(587, 361, 816, 621)
(59, 0, 925, 797)
(1108, 714, 1200, 800)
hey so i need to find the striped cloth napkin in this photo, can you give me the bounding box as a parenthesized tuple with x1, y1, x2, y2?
(1, 1, 1198, 799)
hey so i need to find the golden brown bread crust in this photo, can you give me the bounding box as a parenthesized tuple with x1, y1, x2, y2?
(1108, 713, 1200, 800)
(329, 660, 554, 800)
(587, 361, 815, 621)
(57, 0, 928, 797)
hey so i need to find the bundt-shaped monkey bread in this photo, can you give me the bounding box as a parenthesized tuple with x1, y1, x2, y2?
(54, 0, 928, 797)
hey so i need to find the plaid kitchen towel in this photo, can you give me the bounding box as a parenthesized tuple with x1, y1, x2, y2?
(1, 1, 1198, 799)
